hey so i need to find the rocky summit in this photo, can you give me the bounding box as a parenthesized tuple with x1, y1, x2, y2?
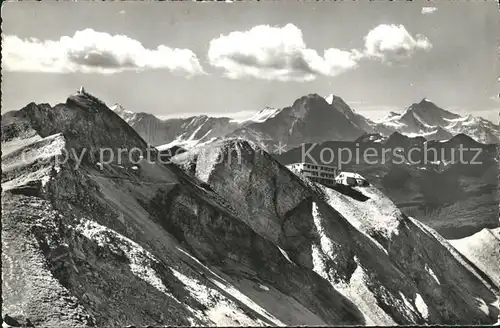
(2, 90, 500, 327)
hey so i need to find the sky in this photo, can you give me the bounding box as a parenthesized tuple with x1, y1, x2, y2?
(1, 1, 499, 123)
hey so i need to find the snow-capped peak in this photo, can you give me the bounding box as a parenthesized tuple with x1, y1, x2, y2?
(232, 107, 282, 124)
(110, 103, 133, 115)
(324, 94, 334, 105)
(252, 107, 281, 122)
(324, 93, 349, 109)
(110, 103, 141, 125)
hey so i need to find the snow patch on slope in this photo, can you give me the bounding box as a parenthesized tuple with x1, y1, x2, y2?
(334, 261, 396, 326)
(170, 268, 266, 326)
(156, 137, 218, 152)
(232, 107, 282, 124)
(310, 201, 400, 325)
(74, 219, 182, 304)
(2, 133, 67, 191)
(448, 228, 500, 287)
(413, 112, 437, 129)
(320, 187, 388, 254)
(414, 293, 429, 319)
(312, 202, 337, 256)
(324, 94, 335, 105)
(75, 219, 275, 326)
(424, 263, 441, 285)
(278, 246, 295, 265)
(176, 248, 285, 326)
(322, 185, 401, 247)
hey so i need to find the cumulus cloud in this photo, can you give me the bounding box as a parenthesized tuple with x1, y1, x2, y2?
(2, 29, 205, 75)
(363, 24, 432, 63)
(208, 23, 432, 81)
(208, 23, 361, 82)
(421, 7, 438, 15)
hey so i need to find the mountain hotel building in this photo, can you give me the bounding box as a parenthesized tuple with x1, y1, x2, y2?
(286, 162, 338, 187)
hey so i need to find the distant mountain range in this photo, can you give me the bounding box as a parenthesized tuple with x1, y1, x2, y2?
(377, 98, 500, 144)
(112, 95, 500, 149)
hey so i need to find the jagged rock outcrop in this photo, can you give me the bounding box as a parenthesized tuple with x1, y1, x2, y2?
(2, 91, 148, 165)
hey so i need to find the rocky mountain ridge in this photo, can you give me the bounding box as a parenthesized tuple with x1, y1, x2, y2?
(2, 89, 499, 326)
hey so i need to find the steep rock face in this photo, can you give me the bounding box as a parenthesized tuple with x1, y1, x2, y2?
(375, 98, 461, 136)
(325, 94, 376, 133)
(323, 186, 499, 323)
(172, 138, 500, 324)
(229, 94, 365, 149)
